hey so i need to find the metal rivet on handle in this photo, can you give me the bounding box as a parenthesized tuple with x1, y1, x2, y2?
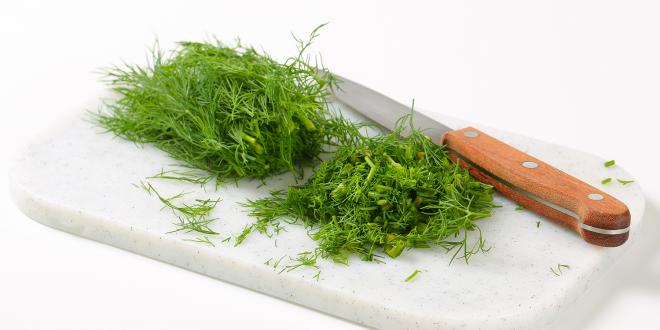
(588, 193, 604, 201)
(522, 161, 539, 169)
(463, 131, 479, 138)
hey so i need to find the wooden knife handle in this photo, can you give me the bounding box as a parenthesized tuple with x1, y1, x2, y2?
(441, 127, 630, 247)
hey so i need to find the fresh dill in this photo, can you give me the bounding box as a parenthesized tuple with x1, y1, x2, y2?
(515, 205, 525, 211)
(617, 179, 634, 185)
(148, 182, 220, 218)
(167, 216, 220, 235)
(143, 182, 221, 236)
(405, 269, 422, 282)
(313, 270, 322, 281)
(284, 251, 320, 272)
(550, 263, 570, 276)
(244, 115, 496, 263)
(601, 178, 612, 185)
(94, 24, 361, 181)
(147, 168, 214, 188)
(604, 160, 616, 168)
(183, 236, 216, 247)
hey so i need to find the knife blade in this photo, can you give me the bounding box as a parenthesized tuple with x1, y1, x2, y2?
(331, 74, 631, 247)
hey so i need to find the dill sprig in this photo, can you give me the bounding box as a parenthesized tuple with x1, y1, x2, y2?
(244, 115, 496, 263)
(550, 263, 570, 276)
(405, 269, 422, 282)
(94, 25, 361, 181)
(141, 182, 221, 236)
(147, 168, 214, 187)
(183, 236, 216, 247)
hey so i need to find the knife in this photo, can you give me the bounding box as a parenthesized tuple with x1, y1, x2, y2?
(331, 75, 630, 247)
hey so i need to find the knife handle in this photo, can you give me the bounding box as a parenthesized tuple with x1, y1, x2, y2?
(441, 127, 630, 247)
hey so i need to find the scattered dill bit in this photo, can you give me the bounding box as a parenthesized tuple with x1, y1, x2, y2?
(284, 251, 320, 272)
(515, 205, 525, 211)
(536, 221, 540, 228)
(617, 179, 634, 185)
(167, 216, 220, 235)
(94, 24, 362, 181)
(273, 255, 287, 269)
(183, 236, 215, 247)
(244, 115, 496, 264)
(551, 263, 570, 276)
(221, 236, 231, 244)
(144, 182, 221, 235)
(405, 269, 422, 283)
(132, 180, 154, 195)
(604, 160, 616, 168)
(313, 270, 321, 281)
(148, 182, 221, 218)
(234, 224, 254, 246)
(147, 168, 214, 187)
(601, 178, 612, 185)
(264, 258, 273, 266)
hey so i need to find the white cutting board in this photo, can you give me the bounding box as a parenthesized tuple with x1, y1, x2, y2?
(9, 100, 645, 330)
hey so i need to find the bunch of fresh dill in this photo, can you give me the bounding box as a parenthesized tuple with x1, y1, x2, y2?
(245, 116, 497, 263)
(95, 25, 357, 180)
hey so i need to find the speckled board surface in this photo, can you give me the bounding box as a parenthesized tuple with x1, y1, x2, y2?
(9, 101, 645, 330)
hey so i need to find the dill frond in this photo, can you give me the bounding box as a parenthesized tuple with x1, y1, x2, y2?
(244, 115, 497, 263)
(94, 25, 361, 181)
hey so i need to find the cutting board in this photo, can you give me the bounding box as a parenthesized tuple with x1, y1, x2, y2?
(9, 100, 645, 330)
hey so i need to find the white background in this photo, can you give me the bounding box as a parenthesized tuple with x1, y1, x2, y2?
(1, 1, 659, 329)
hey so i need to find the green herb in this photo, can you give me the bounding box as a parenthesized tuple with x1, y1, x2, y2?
(167, 216, 219, 235)
(313, 270, 322, 281)
(94, 25, 360, 181)
(515, 205, 525, 211)
(183, 236, 215, 247)
(536, 221, 540, 228)
(283, 251, 320, 272)
(550, 263, 570, 276)
(617, 179, 634, 185)
(405, 269, 422, 282)
(604, 160, 616, 168)
(601, 177, 612, 185)
(147, 168, 214, 188)
(143, 182, 220, 235)
(244, 115, 496, 264)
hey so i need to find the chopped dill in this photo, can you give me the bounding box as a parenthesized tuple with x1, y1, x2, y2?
(515, 205, 525, 211)
(132, 180, 154, 196)
(94, 24, 361, 181)
(147, 168, 214, 188)
(617, 179, 634, 185)
(405, 269, 422, 282)
(273, 255, 287, 269)
(183, 236, 215, 247)
(167, 216, 219, 235)
(536, 221, 540, 228)
(550, 263, 570, 276)
(313, 270, 322, 281)
(604, 160, 616, 168)
(234, 224, 254, 246)
(244, 115, 496, 264)
(601, 178, 612, 185)
(148, 182, 220, 218)
(284, 251, 320, 272)
(144, 182, 221, 236)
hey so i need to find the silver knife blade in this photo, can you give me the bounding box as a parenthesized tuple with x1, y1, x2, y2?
(331, 74, 453, 141)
